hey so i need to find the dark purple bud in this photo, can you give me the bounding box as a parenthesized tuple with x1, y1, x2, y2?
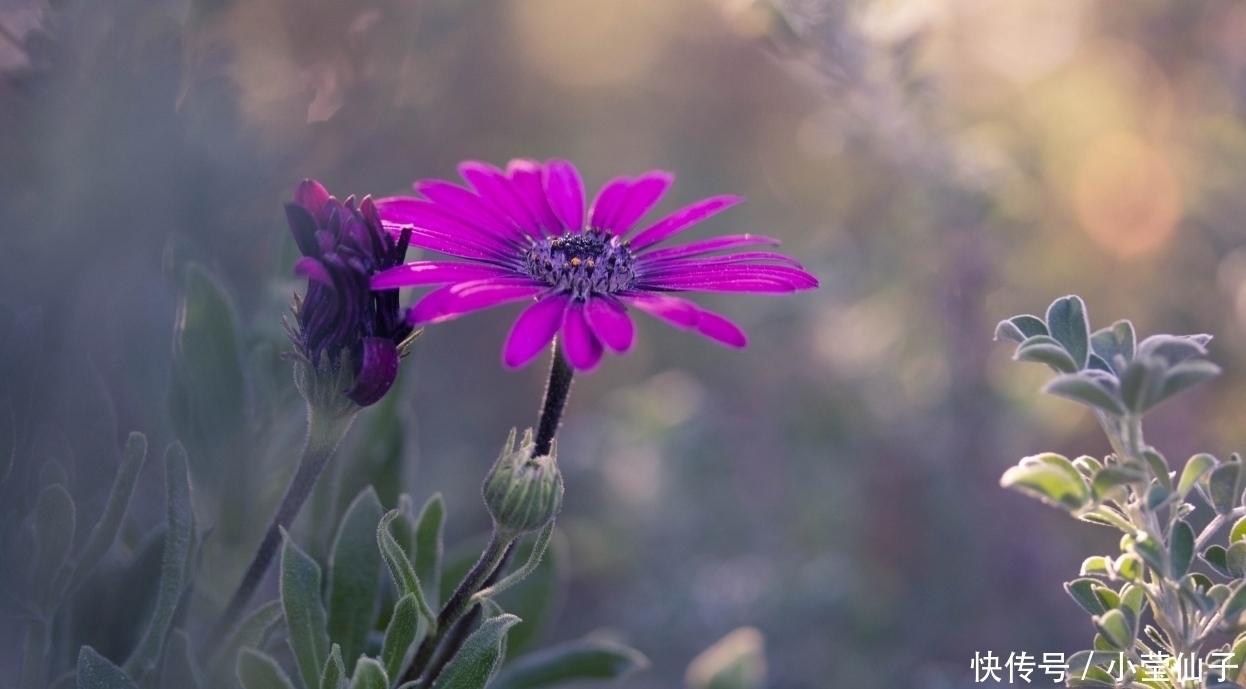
(347, 337, 401, 406)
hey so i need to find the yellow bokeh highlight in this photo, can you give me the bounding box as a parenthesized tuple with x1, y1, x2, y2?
(1072, 132, 1181, 259)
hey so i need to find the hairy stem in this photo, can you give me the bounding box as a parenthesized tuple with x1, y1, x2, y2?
(202, 404, 356, 659)
(533, 342, 573, 458)
(19, 617, 47, 689)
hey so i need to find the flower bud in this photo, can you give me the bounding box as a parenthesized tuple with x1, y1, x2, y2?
(483, 428, 563, 537)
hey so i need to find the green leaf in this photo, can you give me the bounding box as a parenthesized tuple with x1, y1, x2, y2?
(1171, 520, 1195, 579)
(1158, 360, 1221, 405)
(1000, 453, 1089, 511)
(1072, 456, 1103, 478)
(1232, 516, 1246, 544)
(994, 319, 1026, 343)
(347, 657, 389, 689)
(1223, 583, 1246, 626)
(1093, 609, 1133, 650)
(33, 483, 75, 607)
(124, 443, 195, 680)
(1138, 334, 1208, 365)
(66, 432, 148, 598)
(1179, 453, 1217, 497)
(160, 629, 202, 689)
(1205, 545, 1233, 577)
(1046, 296, 1090, 369)
(208, 600, 284, 687)
(489, 638, 649, 689)
(1042, 374, 1125, 416)
(430, 614, 522, 689)
(77, 646, 138, 689)
(281, 530, 330, 689)
(1142, 449, 1172, 491)
(685, 627, 767, 689)
(1119, 584, 1144, 617)
(378, 509, 436, 631)
(1129, 533, 1165, 574)
(414, 494, 445, 610)
(1230, 543, 1246, 578)
(1092, 466, 1146, 498)
(237, 649, 297, 689)
(1211, 463, 1243, 515)
(1010, 315, 1049, 339)
(1119, 357, 1165, 414)
(171, 263, 248, 440)
(321, 644, 346, 689)
(1145, 484, 1170, 510)
(1065, 579, 1106, 615)
(381, 594, 420, 681)
(1114, 553, 1141, 581)
(1090, 320, 1135, 373)
(327, 487, 384, 665)
(1014, 336, 1078, 374)
(1080, 556, 1111, 577)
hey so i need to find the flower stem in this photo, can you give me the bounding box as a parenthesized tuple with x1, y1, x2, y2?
(401, 532, 515, 684)
(201, 404, 356, 660)
(18, 617, 47, 689)
(533, 342, 573, 458)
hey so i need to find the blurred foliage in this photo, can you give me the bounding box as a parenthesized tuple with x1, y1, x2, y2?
(5, 0, 1246, 686)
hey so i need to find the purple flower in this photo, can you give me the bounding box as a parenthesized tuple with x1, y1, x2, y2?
(370, 160, 818, 371)
(285, 179, 416, 406)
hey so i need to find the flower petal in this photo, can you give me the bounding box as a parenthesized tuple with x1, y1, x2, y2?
(408, 278, 543, 325)
(640, 252, 804, 272)
(543, 159, 585, 233)
(294, 179, 331, 217)
(294, 257, 333, 286)
(621, 293, 748, 348)
(637, 234, 782, 262)
(583, 296, 635, 353)
(561, 302, 604, 371)
(414, 179, 526, 243)
(627, 195, 744, 250)
(347, 337, 401, 406)
(594, 171, 672, 235)
(285, 203, 323, 257)
(460, 161, 544, 240)
(504, 295, 569, 369)
(508, 159, 563, 235)
(371, 261, 513, 289)
(694, 309, 747, 348)
(639, 265, 818, 292)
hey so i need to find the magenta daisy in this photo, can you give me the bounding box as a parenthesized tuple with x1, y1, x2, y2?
(370, 159, 818, 371)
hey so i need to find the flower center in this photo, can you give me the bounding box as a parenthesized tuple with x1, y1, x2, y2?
(524, 230, 636, 300)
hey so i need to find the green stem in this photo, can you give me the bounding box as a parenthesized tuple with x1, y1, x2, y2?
(19, 617, 47, 689)
(401, 531, 515, 684)
(201, 403, 357, 660)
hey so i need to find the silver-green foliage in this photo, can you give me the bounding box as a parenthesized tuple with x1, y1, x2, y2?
(996, 296, 1246, 688)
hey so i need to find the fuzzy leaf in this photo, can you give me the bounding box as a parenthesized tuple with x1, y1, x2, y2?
(382, 594, 420, 681)
(489, 638, 649, 689)
(430, 614, 522, 689)
(1137, 334, 1208, 365)
(281, 530, 330, 689)
(1158, 360, 1221, 405)
(321, 644, 346, 689)
(1043, 373, 1125, 416)
(414, 493, 445, 610)
(33, 483, 76, 607)
(124, 443, 194, 680)
(237, 649, 297, 689)
(347, 657, 388, 689)
(160, 629, 202, 689)
(67, 432, 147, 597)
(1090, 320, 1135, 373)
(1000, 453, 1089, 511)
(77, 646, 138, 689)
(994, 319, 1026, 343)
(1093, 609, 1133, 650)
(1119, 357, 1165, 414)
(327, 487, 384, 665)
(1046, 296, 1090, 369)
(1230, 543, 1246, 579)
(1179, 454, 1216, 497)
(1211, 463, 1243, 515)
(1223, 584, 1246, 626)
(1065, 579, 1106, 615)
(1171, 520, 1195, 579)
(1014, 336, 1078, 374)
(1205, 545, 1233, 577)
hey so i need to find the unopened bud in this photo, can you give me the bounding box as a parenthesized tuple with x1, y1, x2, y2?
(483, 428, 563, 537)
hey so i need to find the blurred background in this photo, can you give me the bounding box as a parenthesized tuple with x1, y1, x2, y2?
(4, 0, 1246, 686)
